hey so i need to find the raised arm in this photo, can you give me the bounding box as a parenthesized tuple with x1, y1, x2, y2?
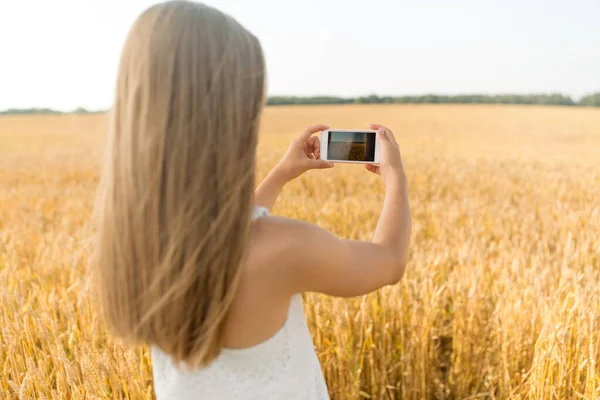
(265, 125, 411, 297)
(367, 124, 411, 273)
(255, 125, 333, 210)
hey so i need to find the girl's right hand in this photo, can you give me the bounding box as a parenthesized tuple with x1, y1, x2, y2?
(364, 124, 407, 188)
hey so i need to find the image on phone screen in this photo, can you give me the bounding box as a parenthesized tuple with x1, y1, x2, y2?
(327, 131, 376, 162)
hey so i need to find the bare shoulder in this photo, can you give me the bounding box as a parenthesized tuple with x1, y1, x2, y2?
(247, 215, 323, 274)
(240, 216, 308, 300)
(245, 215, 349, 296)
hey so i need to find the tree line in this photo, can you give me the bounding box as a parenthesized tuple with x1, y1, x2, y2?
(267, 93, 600, 106)
(0, 107, 102, 115)
(1, 92, 599, 115)
(0, 108, 63, 115)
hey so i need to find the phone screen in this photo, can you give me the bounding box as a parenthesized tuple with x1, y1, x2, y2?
(327, 131, 376, 162)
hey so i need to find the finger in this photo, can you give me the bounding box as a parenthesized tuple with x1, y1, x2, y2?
(385, 129, 398, 145)
(370, 124, 397, 145)
(308, 159, 334, 169)
(370, 123, 392, 133)
(307, 136, 321, 158)
(364, 163, 380, 175)
(307, 136, 320, 153)
(376, 127, 389, 143)
(299, 124, 329, 141)
(370, 123, 390, 133)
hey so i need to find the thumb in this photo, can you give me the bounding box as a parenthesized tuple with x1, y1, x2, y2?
(308, 159, 334, 170)
(376, 127, 389, 144)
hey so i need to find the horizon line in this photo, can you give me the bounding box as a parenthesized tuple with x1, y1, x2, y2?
(2, 91, 599, 113)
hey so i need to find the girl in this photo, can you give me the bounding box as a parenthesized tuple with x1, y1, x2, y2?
(93, 1, 411, 399)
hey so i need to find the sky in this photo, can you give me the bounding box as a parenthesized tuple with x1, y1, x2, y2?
(0, 0, 599, 111)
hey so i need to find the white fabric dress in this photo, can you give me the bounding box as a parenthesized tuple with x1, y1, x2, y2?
(151, 207, 330, 400)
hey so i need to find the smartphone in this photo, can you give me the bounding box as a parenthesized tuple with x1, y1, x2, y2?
(320, 129, 380, 164)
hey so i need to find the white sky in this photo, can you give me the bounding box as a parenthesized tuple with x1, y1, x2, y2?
(1, 0, 599, 111)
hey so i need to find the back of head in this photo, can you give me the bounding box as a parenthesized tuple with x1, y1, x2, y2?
(93, 0, 265, 367)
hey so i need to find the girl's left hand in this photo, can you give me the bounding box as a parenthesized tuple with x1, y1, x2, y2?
(273, 124, 334, 182)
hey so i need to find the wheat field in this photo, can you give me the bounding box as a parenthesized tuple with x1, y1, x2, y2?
(1, 104, 599, 399)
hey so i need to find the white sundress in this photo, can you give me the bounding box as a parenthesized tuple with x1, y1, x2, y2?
(151, 207, 330, 399)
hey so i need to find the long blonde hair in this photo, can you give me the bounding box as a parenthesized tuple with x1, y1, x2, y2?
(92, 0, 265, 367)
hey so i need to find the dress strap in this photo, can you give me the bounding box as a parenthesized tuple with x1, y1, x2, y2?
(252, 206, 269, 220)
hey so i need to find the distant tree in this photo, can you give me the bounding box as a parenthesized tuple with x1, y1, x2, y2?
(579, 92, 600, 106)
(73, 107, 89, 114)
(266, 96, 353, 105)
(0, 108, 62, 115)
(356, 95, 381, 104)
